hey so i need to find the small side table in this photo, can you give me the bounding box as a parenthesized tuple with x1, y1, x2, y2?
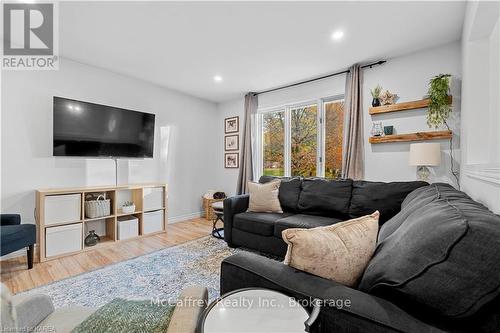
(198, 288, 316, 333)
(211, 201, 224, 239)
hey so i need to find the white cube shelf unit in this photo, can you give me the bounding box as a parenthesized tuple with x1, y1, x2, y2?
(36, 183, 167, 262)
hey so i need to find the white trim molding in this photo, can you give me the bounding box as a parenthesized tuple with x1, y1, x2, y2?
(463, 164, 500, 186)
(167, 211, 203, 224)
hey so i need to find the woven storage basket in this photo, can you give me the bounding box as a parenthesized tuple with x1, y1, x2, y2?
(202, 197, 224, 220)
(85, 195, 111, 218)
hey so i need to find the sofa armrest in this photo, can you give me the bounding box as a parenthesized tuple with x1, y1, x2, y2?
(12, 293, 55, 330)
(0, 214, 21, 226)
(221, 252, 442, 333)
(223, 195, 249, 246)
(166, 286, 208, 333)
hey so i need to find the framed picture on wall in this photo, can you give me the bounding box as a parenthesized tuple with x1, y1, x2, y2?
(225, 116, 239, 133)
(225, 135, 239, 151)
(225, 153, 239, 168)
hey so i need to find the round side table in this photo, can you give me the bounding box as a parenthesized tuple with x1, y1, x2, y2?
(211, 201, 224, 239)
(198, 288, 314, 333)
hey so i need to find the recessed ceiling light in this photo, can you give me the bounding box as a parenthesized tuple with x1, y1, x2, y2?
(331, 30, 344, 41)
(213, 75, 223, 83)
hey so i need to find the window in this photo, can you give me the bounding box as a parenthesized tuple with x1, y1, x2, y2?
(258, 96, 344, 179)
(262, 110, 285, 176)
(291, 104, 318, 177)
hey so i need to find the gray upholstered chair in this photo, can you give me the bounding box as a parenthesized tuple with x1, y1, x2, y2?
(0, 214, 36, 269)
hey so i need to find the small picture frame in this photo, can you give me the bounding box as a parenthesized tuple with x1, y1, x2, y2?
(225, 153, 239, 168)
(225, 116, 239, 133)
(225, 135, 239, 151)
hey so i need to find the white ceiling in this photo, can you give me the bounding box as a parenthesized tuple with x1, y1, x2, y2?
(60, 2, 466, 103)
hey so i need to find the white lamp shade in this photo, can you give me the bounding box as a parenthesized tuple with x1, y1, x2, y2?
(408, 143, 441, 166)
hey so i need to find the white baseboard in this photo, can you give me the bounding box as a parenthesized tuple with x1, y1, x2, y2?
(168, 211, 204, 224)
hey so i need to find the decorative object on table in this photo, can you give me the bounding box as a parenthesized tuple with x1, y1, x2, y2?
(224, 135, 239, 151)
(379, 90, 397, 105)
(203, 190, 216, 199)
(370, 121, 384, 137)
(370, 84, 383, 107)
(213, 192, 226, 200)
(427, 74, 452, 128)
(84, 194, 111, 218)
(224, 153, 239, 168)
(211, 201, 224, 239)
(121, 201, 135, 214)
(84, 230, 100, 247)
(408, 142, 441, 182)
(224, 116, 239, 133)
(198, 289, 310, 333)
(282, 212, 379, 287)
(383, 125, 394, 136)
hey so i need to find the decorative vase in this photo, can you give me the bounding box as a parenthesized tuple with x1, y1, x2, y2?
(371, 122, 384, 137)
(372, 98, 380, 107)
(85, 230, 100, 247)
(384, 125, 394, 136)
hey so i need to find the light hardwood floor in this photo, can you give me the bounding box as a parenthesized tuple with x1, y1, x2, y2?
(0, 218, 213, 294)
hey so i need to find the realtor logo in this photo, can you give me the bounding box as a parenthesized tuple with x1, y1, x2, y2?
(2, 2, 58, 70)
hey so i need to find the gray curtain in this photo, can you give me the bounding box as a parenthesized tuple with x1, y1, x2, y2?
(342, 64, 364, 180)
(237, 93, 258, 194)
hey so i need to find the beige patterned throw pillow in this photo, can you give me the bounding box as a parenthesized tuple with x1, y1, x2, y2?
(282, 211, 379, 287)
(247, 180, 283, 213)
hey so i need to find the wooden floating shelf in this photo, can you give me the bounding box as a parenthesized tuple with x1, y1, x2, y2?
(369, 96, 452, 115)
(369, 130, 452, 144)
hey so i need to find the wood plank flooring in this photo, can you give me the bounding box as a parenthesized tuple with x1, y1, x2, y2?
(0, 218, 213, 294)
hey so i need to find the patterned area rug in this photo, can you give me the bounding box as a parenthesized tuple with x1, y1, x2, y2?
(19, 236, 239, 308)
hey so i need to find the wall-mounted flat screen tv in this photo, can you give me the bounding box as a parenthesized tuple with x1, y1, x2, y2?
(53, 97, 155, 158)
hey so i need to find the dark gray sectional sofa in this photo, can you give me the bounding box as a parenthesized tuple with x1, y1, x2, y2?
(221, 182, 500, 332)
(223, 176, 427, 257)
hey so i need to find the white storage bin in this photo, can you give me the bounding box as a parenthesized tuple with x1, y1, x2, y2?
(44, 194, 81, 226)
(143, 210, 164, 234)
(117, 216, 139, 240)
(143, 187, 164, 211)
(46, 223, 82, 257)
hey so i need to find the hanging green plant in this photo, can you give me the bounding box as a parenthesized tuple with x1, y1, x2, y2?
(427, 74, 452, 128)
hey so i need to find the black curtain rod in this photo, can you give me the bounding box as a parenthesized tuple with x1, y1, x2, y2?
(254, 60, 386, 96)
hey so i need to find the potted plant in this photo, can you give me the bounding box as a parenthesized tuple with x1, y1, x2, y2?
(370, 84, 382, 107)
(427, 74, 452, 128)
(122, 201, 136, 214)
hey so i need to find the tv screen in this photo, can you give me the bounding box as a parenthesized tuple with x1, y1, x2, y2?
(53, 97, 155, 158)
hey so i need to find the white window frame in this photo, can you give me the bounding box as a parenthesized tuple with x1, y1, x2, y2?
(256, 94, 344, 180)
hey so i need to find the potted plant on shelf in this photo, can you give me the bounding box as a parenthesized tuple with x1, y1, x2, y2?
(122, 201, 136, 214)
(370, 84, 383, 107)
(427, 74, 452, 128)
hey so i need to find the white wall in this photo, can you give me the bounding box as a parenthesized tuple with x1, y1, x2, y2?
(363, 42, 461, 185)
(460, 2, 500, 213)
(1, 58, 219, 225)
(216, 42, 462, 191)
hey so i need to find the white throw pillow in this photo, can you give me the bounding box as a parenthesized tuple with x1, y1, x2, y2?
(247, 180, 283, 213)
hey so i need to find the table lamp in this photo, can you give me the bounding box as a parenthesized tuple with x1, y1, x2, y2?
(409, 143, 441, 182)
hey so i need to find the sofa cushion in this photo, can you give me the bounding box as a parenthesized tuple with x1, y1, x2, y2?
(359, 183, 500, 319)
(233, 212, 293, 236)
(259, 176, 302, 213)
(247, 180, 283, 213)
(283, 212, 379, 287)
(297, 178, 353, 218)
(349, 180, 427, 224)
(274, 214, 342, 238)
